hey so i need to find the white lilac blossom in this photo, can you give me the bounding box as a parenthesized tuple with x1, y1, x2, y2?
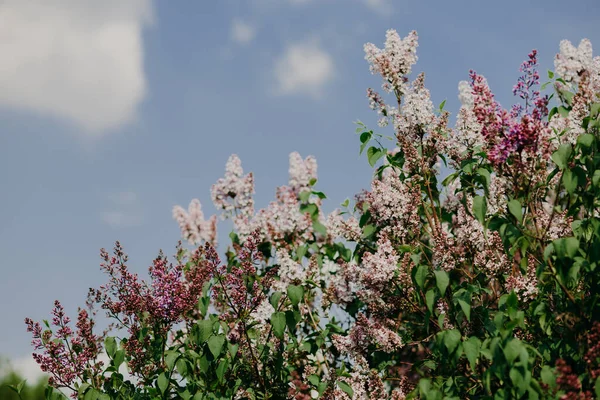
(326, 209, 361, 242)
(364, 30, 419, 92)
(248, 186, 313, 244)
(555, 38, 600, 97)
(250, 298, 275, 324)
(367, 168, 421, 241)
(288, 152, 318, 194)
(273, 249, 306, 291)
(394, 73, 436, 141)
(505, 256, 539, 302)
(211, 154, 255, 220)
(172, 199, 217, 245)
(445, 81, 484, 164)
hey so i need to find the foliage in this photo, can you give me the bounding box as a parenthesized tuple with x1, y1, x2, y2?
(25, 30, 600, 399)
(0, 363, 48, 400)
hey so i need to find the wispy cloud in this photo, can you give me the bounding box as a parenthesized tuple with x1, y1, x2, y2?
(274, 39, 335, 98)
(0, 0, 153, 135)
(230, 19, 257, 45)
(101, 191, 143, 228)
(363, 0, 393, 15)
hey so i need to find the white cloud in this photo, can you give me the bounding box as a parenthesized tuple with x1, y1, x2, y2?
(274, 40, 335, 97)
(0, 0, 153, 135)
(363, 0, 393, 15)
(230, 19, 257, 45)
(102, 191, 143, 228)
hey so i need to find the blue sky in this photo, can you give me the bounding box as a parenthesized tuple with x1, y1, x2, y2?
(1, 0, 599, 380)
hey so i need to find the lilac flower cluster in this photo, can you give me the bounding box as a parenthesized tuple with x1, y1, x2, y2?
(470, 50, 549, 166)
(25, 302, 103, 394)
(172, 199, 217, 245)
(364, 30, 419, 93)
(211, 154, 255, 220)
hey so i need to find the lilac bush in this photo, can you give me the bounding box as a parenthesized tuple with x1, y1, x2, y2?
(26, 29, 600, 399)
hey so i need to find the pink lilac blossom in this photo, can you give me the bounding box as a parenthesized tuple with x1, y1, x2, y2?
(207, 231, 270, 321)
(364, 30, 419, 93)
(211, 154, 255, 219)
(289, 152, 318, 194)
(470, 50, 549, 166)
(26, 302, 103, 393)
(172, 199, 217, 245)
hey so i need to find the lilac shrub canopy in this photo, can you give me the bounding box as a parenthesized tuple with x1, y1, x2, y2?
(24, 30, 600, 400)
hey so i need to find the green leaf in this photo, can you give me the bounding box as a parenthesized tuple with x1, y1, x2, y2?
(313, 221, 327, 236)
(9, 380, 27, 395)
(439, 99, 447, 111)
(508, 199, 523, 223)
(362, 224, 377, 239)
(553, 237, 580, 259)
(271, 311, 286, 339)
(360, 131, 371, 144)
(77, 384, 91, 397)
(84, 388, 99, 400)
(287, 285, 304, 306)
(473, 195, 487, 224)
(547, 70, 554, 79)
(157, 372, 169, 394)
(595, 376, 600, 398)
(270, 291, 283, 309)
(593, 170, 600, 188)
(444, 329, 461, 354)
(457, 298, 471, 322)
(207, 335, 225, 358)
(540, 365, 555, 387)
(551, 144, 572, 170)
(104, 337, 117, 359)
(367, 146, 385, 167)
(197, 320, 214, 343)
(434, 270, 449, 295)
(426, 289, 436, 312)
(299, 191, 310, 202)
(338, 381, 354, 398)
(414, 265, 428, 289)
(591, 103, 600, 118)
(216, 359, 229, 382)
(562, 169, 578, 194)
(476, 168, 491, 189)
(503, 339, 522, 364)
(113, 350, 125, 368)
(463, 337, 481, 370)
(577, 133, 595, 149)
(558, 105, 570, 117)
(165, 351, 178, 371)
(176, 358, 188, 376)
